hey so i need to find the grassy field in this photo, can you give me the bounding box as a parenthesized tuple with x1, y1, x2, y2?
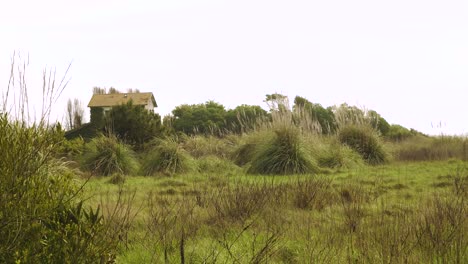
(81, 160, 468, 263)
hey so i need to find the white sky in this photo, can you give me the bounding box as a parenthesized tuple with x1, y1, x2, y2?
(1, 0, 467, 135)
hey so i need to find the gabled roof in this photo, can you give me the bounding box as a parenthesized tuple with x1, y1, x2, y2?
(87, 92, 157, 108)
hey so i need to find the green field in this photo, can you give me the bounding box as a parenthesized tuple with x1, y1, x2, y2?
(81, 160, 468, 263)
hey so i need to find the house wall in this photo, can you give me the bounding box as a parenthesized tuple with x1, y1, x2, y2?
(145, 99, 155, 111)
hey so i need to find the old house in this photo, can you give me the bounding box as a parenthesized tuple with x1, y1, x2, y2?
(87, 92, 157, 114)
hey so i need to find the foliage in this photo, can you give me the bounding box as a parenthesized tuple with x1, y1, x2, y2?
(57, 136, 84, 155)
(338, 124, 389, 165)
(141, 137, 194, 175)
(294, 96, 337, 134)
(225, 104, 269, 133)
(248, 126, 319, 175)
(197, 155, 242, 176)
(181, 134, 238, 159)
(90, 107, 105, 129)
(316, 139, 365, 169)
(108, 100, 162, 147)
(231, 132, 266, 166)
(65, 98, 85, 130)
(0, 113, 121, 262)
(81, 135, 140, 176)
(391, 135, 468, 161)
(367, 110, 390, 136)
(172, 101, 227, 135)
(385, 124, 414, 141)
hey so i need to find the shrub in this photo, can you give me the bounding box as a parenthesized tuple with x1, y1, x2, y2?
(338, 125, 388, 165)
(248, 126, 319, 175)
(141, 137, 194, 175)
(81, 135, 139, 176)
(57, 136, 86, 159)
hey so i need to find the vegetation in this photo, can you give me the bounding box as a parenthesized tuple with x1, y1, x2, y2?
(338, 124, 389, 165)
(141, 137, 194, 175)
(108, 100, 162, 147)
(81, 135, 139, 176)
(248, 126, 319, 175)
(4, 59, 467, 264)
(0, 57, 126, 263)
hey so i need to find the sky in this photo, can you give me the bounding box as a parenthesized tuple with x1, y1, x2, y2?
(1, 0, 467, 135)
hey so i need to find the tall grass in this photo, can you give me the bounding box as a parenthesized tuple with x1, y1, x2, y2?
(390, 135, 468, 161)
(81, 134, 140, 176)
(338, 124, 389, 165)
(248, 125, 319, 175)
(141, 137, 194, 175)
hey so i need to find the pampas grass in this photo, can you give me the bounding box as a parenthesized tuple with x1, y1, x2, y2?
(248, 126, 319, 175)
(81, 135, 139, 176)
(141, 137, 194, 175)
(338, 124, 388, 165)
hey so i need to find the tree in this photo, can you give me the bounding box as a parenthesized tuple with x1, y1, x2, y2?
(293, 96, 336, 134)
(264, 93, 289, 112)
(108, 87, 120, 94)
(367, 110, 390, 135)
(92, 87, 106, 94)
(172, 101, 227, 135)
(65, 98, 85, 130)
(225, 104, 269, 133)
(108, 100, 162, 147)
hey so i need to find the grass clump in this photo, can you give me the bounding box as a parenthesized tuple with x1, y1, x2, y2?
(231, 132, 266, 166)
(141, 137, 194, 175)
(338, 124, 388, 165)
(316, 139, 365, 169)
(248, 126, 319, 175)
(81, 135, 139, 176)
(197, 155, 242, 175)
(108, 173, 126, 185)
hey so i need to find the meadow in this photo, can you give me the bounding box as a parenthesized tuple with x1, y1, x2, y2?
(78, 135, 468, 264)
(1, 69, 466, 263)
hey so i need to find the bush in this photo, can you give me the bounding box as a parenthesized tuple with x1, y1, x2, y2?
(141, 137, 194, 175)
(338, 125, 388, 165)
(248, 126, 319, 175)
(57, 136, 86, 159)
(0, 114, 121, 262)
(81, 135, 139, 176)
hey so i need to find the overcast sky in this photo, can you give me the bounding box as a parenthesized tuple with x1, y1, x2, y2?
(1, 0, 467, 135)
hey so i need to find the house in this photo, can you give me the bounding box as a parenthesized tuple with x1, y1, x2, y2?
(87, 92, 157, 115)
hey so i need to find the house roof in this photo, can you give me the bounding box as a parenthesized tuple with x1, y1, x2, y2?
(87, 92, 157, 108)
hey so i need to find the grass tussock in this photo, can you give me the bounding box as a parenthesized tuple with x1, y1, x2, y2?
(315, 139, 365, 169)
(338, 124, 389, 165)
(181, 134, 238, 159)
(248, 126, 319, 175)
(141, 137, 194, 176)
(197, 155, 242, 176)
(81, 135, 139, 176)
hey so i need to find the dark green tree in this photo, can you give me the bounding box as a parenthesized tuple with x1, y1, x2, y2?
(172, 101, 227, 135)
(367, 110, 390, 136)
(225, 104, 269, 133)
(108, 101, 161, 147)
(293, 96, 337, 134)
